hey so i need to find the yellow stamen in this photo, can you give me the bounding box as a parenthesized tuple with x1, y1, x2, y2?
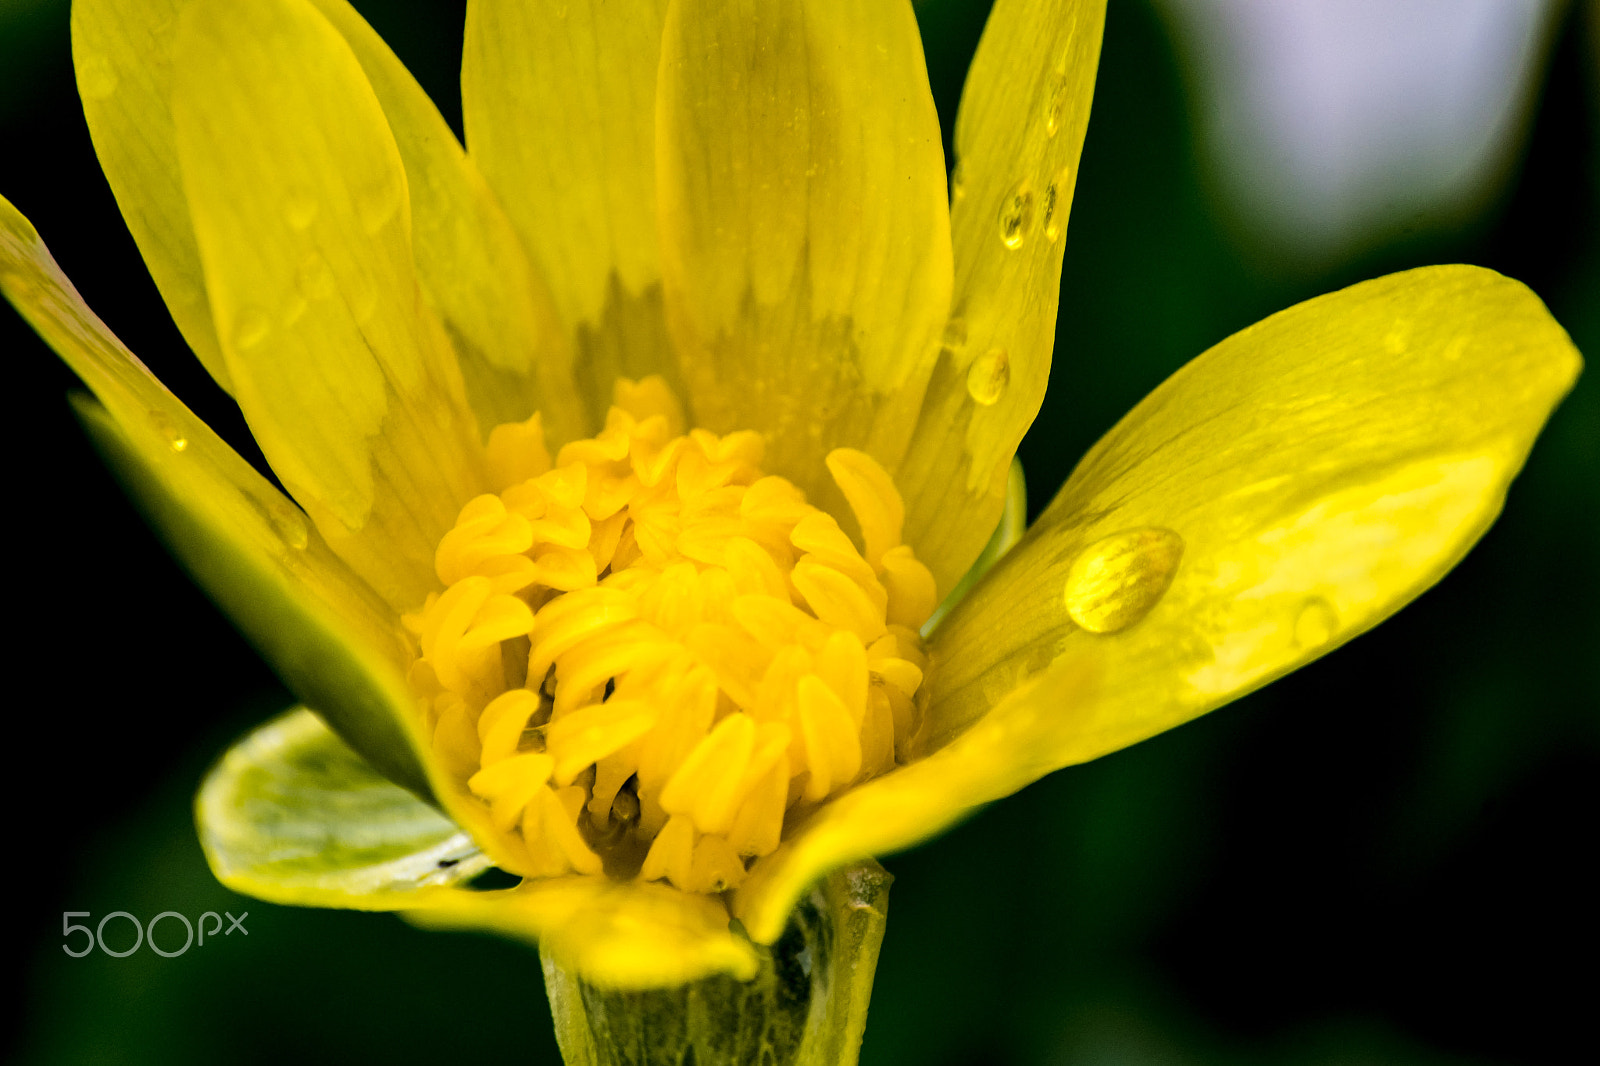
(406, 378, 936, 893)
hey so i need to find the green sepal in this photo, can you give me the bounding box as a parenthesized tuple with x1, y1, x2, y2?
(542, 862, 892, 1066)
(196, 706, 491, 907)
(923, 456, 1026, 635)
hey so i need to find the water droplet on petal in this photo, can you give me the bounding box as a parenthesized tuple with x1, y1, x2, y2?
(941, 316, 967, 358)
(1041, 181, 1062, 243)
(233, 307, 271, 350)
(270, 499, 309, 550)
(1383, 320, 1410, 354)
(966, 348, 1009, 406)
(1044, 74, 1068, 137)
(1293, 597, 1338, 650)
(357, 177, 404, 235)
(296, 251, 335, 300)
(78, 54, 119, 100)
(1064, 527, 1185, 634)
(950, 159, 967, 203)
(998, 179, 1033, 250)
(149, 409, 188, 452)
(283, 189, 319, 231)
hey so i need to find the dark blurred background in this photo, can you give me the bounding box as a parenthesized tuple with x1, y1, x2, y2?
(3, 0, 1595, 1063)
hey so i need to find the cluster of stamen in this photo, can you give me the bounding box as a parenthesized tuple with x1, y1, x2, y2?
(403, 378, 935, 893)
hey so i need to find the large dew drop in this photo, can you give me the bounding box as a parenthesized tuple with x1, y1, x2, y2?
(1063, 527, 1185, 633)
(966, 348, 1010, 406)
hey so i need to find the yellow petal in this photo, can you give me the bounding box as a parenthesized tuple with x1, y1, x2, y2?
(928, 264, 1581, 753)
(1, 193, 425, 794)
(73, 0, 579, 441)
(171, 0, 486, 610)
(734, 655, 1097, 944)
(656, 0, 953, 500)
(896, 0, 1107, 595)
(306, 0, 585, 444)
(407, 876, 759, 989)
(737, 265, 1580, 944)
(462, 0, 679, 427)
(70, 0, 231, 391)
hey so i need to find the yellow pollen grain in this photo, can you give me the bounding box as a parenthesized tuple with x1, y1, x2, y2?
(405, 377, 936, 894)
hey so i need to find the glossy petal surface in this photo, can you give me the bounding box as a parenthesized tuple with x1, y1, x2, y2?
(71, 0, 230, 390)
(738, 265, 1581, 941)
(927, 265, 1580, 752)
(657, 0, 952, 503)
(898, 0, 1106, 594)
(463, 0, 678, 427)
(172, 0, 486, 610)
(308, 0, 584, 443)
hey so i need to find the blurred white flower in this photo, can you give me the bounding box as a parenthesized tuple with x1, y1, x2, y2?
(1160, 0, 1557, 259)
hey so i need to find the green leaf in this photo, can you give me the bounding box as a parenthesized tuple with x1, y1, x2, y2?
(197, 707, 492, 908)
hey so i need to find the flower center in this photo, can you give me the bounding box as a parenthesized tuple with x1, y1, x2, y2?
(402, 378, 935, 893)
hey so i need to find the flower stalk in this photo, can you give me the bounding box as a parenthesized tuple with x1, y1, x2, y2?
(543, 862, 892, 1066)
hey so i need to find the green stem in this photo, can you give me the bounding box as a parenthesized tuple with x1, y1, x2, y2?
(542, 862, 892, 1066)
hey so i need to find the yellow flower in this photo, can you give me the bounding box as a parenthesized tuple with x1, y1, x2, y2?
(0, 0, 1580, 1001)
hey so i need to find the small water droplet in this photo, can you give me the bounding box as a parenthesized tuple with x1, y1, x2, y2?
(966, 348, 1009, 406)
(1063, 527, 1185, 634)
(998, 179, 1033, 250)
(1044, 74, 1068, 137)
(149, 409, 188, 452)
(281, 294, 308, 328)
(1042, 180, 1063, 242)
(283, 189, 319, 230)
(78, 54, 119, 100)
(233, 307, 271, 350)
(950, 159, 967, 203)
(941, 316, 967, 357)
(1383, 319, 1410, 354)
(1293, 597, 1338, 649)
(269, 500, 309, 550)
(357, 177, 404, 235)
(296, 251, 335, 300)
